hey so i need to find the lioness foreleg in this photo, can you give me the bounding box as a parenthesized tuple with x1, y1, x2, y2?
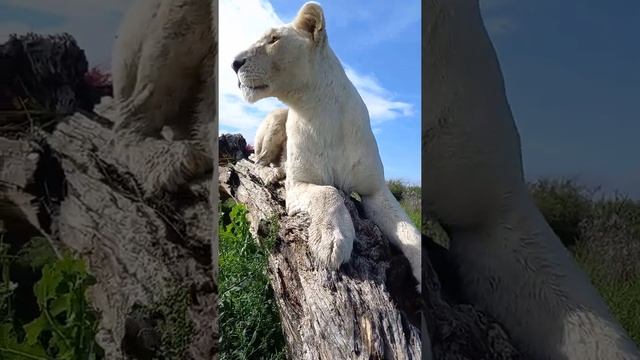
(362, 187, 422, 289)
(286, 181, 355, 269)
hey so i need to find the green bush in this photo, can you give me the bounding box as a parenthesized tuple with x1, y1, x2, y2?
(529, 178, 592, 247)
(386, 180, 421, 229)
(218, 201, 286, 359)
(387, 180, 406, 202)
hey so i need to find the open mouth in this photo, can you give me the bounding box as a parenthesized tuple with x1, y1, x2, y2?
(238, 81, 268, 90)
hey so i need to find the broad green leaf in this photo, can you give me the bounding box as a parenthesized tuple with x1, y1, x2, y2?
(0, 322, 48, 359)
(49, 294, 71, 317)
(23, 315, 49, 345)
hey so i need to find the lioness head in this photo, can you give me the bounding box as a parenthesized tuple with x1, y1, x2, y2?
(232, 1, 327, 103)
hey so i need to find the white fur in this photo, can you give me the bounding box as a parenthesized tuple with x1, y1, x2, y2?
(235, 2, 421, 286)
(251, 108, 287, 185)
(254, 108, 288, 168)
(111, 0, 217, 194)
(424, 0, 640, 358)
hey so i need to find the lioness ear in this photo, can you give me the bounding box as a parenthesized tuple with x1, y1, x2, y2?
(293, 2, 326, 44)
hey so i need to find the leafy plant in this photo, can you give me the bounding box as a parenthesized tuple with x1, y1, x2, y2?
(0, 254, 103, 360)
(15, 237, 57, 270)
(218, 201, 286, 360)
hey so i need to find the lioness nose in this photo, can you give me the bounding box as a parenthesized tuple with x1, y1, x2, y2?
(232, 58, 246, 73)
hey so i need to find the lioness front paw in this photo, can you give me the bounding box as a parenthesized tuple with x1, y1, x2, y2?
(132, 140, 211, 196)
(255, 165, 285, 185)
(307, 206, 355, 270)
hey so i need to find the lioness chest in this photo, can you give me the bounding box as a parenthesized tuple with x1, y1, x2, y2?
(285, 107, 384, 196)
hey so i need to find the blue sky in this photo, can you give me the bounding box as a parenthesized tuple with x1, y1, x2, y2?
(220, 0, 421, 185)
(480, 0, 640, 198)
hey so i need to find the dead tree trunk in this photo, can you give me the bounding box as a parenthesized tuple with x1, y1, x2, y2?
(0, 34, 216, 360)
(220, 159, 422, 359)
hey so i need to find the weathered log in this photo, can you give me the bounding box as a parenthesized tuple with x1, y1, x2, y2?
(0, 104, 217, 359)
(220, 159, 422, 359)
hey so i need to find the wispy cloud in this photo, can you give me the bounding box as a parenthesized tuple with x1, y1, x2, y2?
(344, 67, 414, 124)
(219, 0, 414, 143)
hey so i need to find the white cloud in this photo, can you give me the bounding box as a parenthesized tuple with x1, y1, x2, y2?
(344, 67, 414, 124)
(220, 0, 414, 143)
(219, 0, 286, 142)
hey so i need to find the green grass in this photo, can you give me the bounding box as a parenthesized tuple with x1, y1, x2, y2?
(576, 254, 640, 344)
(218, 200, 286, 360)
(530, 178, 640, 345)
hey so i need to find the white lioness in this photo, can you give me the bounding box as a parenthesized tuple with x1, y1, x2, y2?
(233, 2, 421, 286)
(424, 0, 640, 359)
(111, 0, 217, 195)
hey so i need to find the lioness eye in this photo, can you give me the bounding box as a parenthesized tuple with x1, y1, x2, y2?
(268, 35, 280, 44)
